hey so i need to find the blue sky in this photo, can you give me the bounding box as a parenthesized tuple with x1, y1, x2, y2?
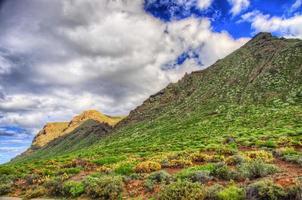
(0, 0, 302, 164)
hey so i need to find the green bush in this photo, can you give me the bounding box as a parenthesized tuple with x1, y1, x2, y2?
(205, 184, 224, 200)
(148, 170, 172, 184)
(0, 183, 11, 195)
(210, 163, 239, 180)
(24, 186, 47, 199)
(135, 161, 161, 173)
(184, 171, 212, 184)
(63, 181, 85, 197)
(158, 181, 206, 200)
(246, 180, 286, 200)
(114, 163, 134, 175)
(84, 175, 123, 199)
(217, 185, 245, 200)
(176, 164, 214, 180)
(43, 177, 64, 196)
(239, 159, 278, 179)
(145, 170, 172, 192)
(225, 155, 245, 166)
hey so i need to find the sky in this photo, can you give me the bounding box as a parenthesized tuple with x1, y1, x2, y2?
(0, 0, 301, 164)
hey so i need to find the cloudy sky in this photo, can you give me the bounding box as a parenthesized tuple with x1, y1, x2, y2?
(0, 0, 302, 163)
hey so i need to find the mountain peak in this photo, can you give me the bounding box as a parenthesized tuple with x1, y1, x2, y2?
(249, 32, 275, 44)
(30, 110, 124, 150)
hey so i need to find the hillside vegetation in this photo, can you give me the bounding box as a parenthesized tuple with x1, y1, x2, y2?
(1, 33, 301, 199)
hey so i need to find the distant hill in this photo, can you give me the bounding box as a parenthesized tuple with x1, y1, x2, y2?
(23, 110, 124, 155)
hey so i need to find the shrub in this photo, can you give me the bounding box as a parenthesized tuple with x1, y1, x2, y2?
(0, 183, 11, 195)
(145, 170, 172, 192)
(24, 186, 47, 199)
(114, 163, 134, 175)
(184, 171, 212, 184)
(25, 173, 46, 185)
(225, 155, 245, 166)
(246, 180, 286, 200)
(171, 159, 193, 168)
(84, 175, 123, 199)
(135, 161, 161, 173)
(63, 181, 85, 197)
(205, 184, 224, 200)
(190, 152, 211, 162)
(217, 185, 245, 200)
(147, 170, 172, 184)
(239, 159, 279, 179)
(210, 163, 239, 181)
(244, 151, 274, 163)
(43, 177, 64, 196)
(208, 155, 225, 163)
(158, 181, 206, 200)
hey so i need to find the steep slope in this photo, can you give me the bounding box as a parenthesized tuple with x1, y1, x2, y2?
(1, 33, 302, 199)
(121, 32, 302, 125)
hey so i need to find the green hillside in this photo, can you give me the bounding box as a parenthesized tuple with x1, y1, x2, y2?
(1, 33, 302, 199)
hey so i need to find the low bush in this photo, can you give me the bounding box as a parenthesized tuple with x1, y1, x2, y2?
(205, 184, 224, 200)
(114, 163, 135, 175)
(187, 171, 212, 184)
(274, 147, 302, 166)
(62, 181, 85, 197)
(43, 177, 64, 196)
(0, 183, 11, 195)
(84, 175, 123, 199)
(210, 163, 239, 181)
(285, 178, 302, 199)
(239, 159, 279, 179)
(24, 186, 47, 199)
(217, 185, 245, 200)
(190, 152, 211, 162)
(168, 159, 193, 168)
(225, 155, 245, 166)
(135, 161, 161, 173)
(145, 170, 172, 191)
(158, 181, 206, 200)
(246, 180, 286, 200)
(244, 151, 274, 163)
(147, 170, 172, 184)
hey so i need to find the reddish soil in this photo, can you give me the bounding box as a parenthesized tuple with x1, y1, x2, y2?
(272, 158, 302, 187)
(124, 180, 160, 200)
(163, 167, 182, 175)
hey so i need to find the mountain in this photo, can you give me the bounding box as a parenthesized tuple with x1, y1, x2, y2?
(24, 110, 123, 155)
(1, 33, 302, 199)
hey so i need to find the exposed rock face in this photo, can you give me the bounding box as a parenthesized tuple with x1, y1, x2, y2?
(30, 110, 123, 150)
(31, 122, 69, 150)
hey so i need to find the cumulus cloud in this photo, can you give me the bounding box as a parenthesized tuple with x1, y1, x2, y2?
(197, 0, 213, 10)
(0, 0, 247, 136)
(241, 10, 302, 38)
(227, 0, 250, 16)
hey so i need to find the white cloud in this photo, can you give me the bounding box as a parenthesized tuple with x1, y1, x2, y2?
(241, 10, 302, 38)
(291, 0, 302, 12)
(197, 0, 213, 10)
(0, 0, 248, 134)
(228, 0, 250, 16)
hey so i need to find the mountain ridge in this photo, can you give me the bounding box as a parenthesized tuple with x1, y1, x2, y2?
(26, 110, 124, 154)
